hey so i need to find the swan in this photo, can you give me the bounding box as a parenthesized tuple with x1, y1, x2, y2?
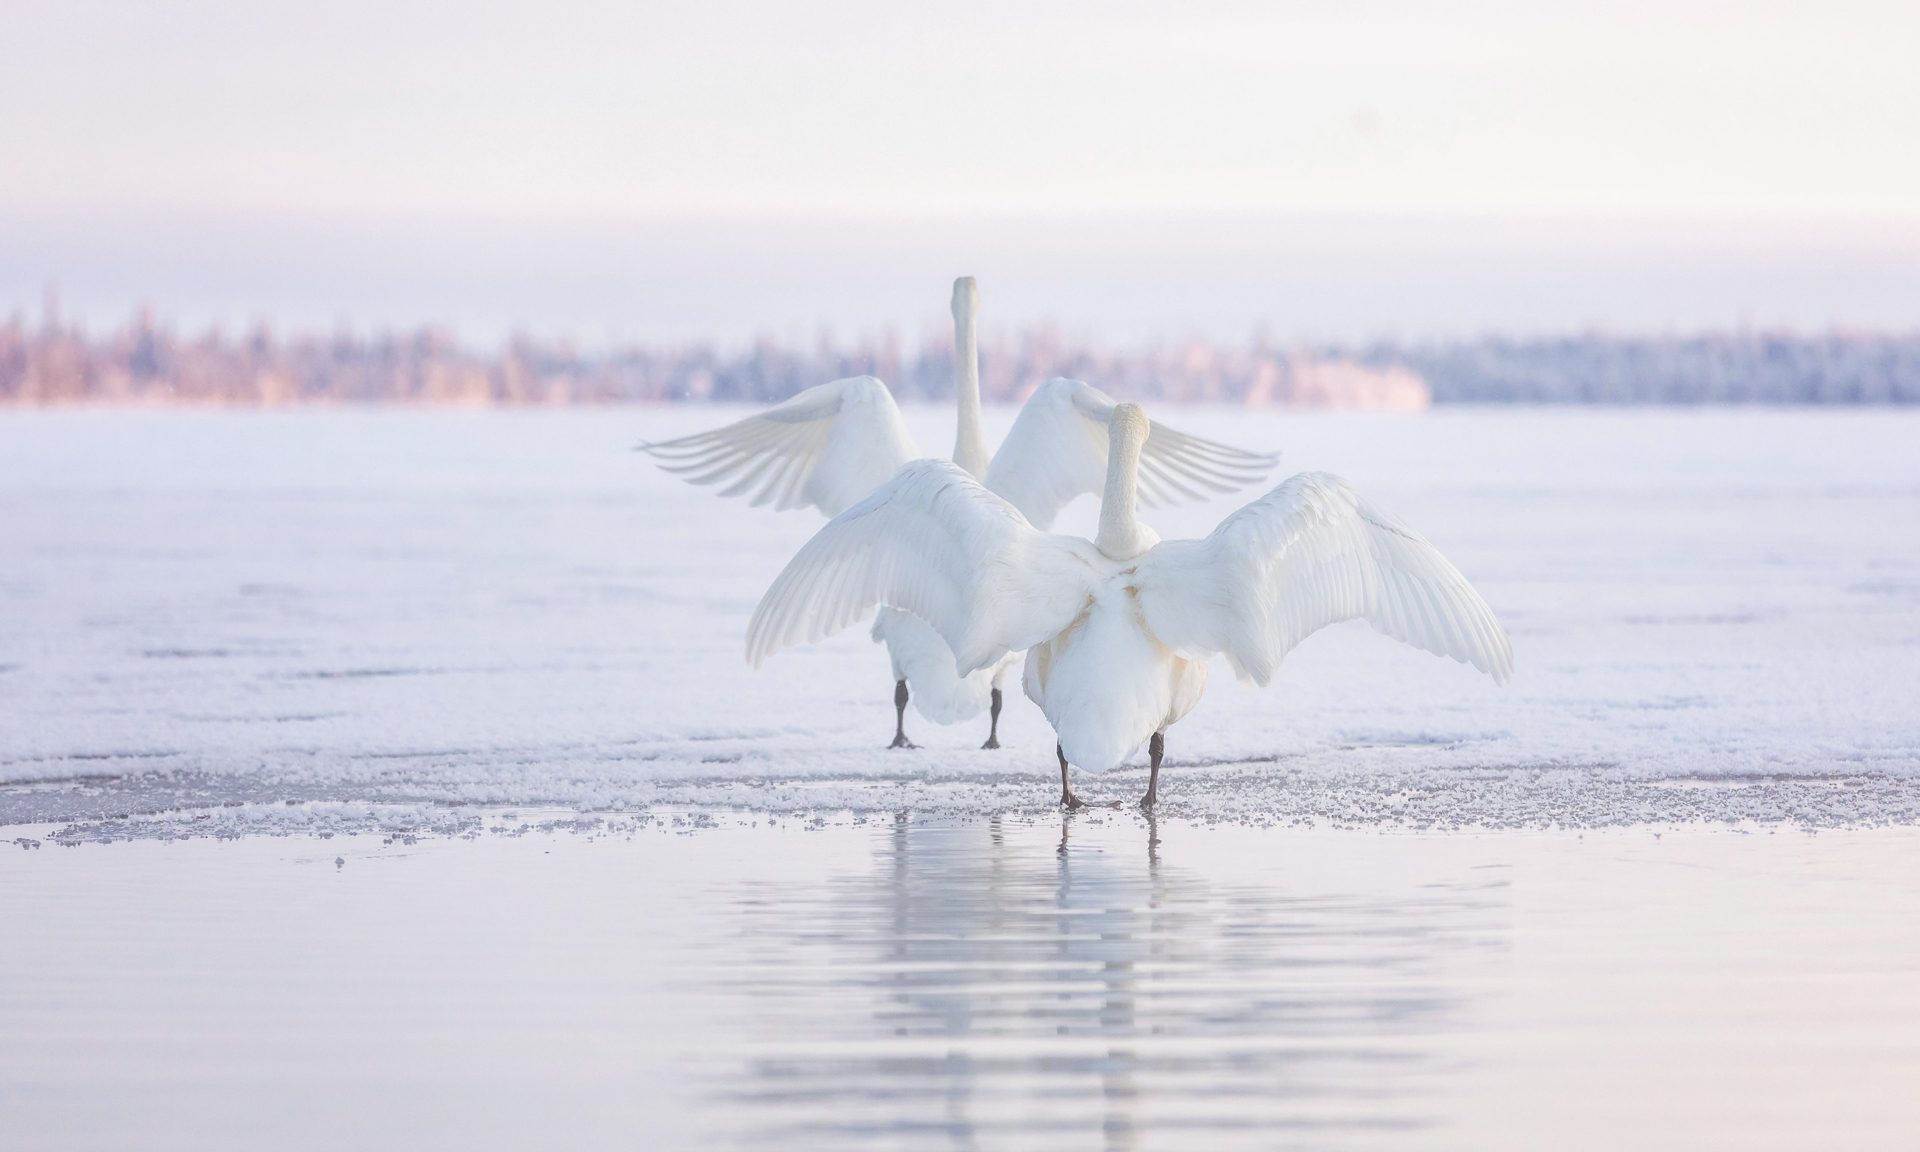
(642, 279, 1277, 748)
(746, 403, 1512, 808)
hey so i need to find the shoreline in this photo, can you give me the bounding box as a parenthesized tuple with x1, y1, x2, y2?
(10, 765, 1920, 847)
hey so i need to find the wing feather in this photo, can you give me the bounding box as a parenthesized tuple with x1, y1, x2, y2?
(984, 378, 1279, 529)
(639, 376, 919, 517)
(1134, 473, 1513, 685)
(747, 460, 1098, 674)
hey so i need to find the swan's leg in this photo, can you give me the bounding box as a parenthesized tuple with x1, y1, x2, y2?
(888, 680, 917, 749)
(981, 688, 1003, 750)
(1058, 744, 1085, 810)
(1140, 732, 1165, 809)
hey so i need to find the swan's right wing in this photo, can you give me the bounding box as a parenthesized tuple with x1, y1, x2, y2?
(1133, 472, 1512, 686)
(748, 460, 1097, 674)
(638, 376, 919, 517)
(985, 378, 1279, 528)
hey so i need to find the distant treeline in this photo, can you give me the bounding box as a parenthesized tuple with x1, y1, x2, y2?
(0, 310, 1422, 407)
(1368, 333, 1920, 404)
(3, 309, 1917, 406)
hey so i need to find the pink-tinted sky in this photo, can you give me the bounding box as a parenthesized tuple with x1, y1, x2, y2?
(4, 1, 1918, 341)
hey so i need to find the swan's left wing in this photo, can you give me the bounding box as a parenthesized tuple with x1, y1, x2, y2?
(638, 375, 918, 517)
(984, 378, 1279, 528)
(1133, 472, 1512, 686)
(748, 460, 1098, 675)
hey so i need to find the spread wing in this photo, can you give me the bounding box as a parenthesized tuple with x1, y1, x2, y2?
(747, 460, 1098, 675)
(638, 375, 919, 517)
(1134, 472, 1512, 686)
(983, 378, 1279, 528)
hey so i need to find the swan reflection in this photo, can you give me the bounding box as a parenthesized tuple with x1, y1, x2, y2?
(708, 815, 1506, 1150)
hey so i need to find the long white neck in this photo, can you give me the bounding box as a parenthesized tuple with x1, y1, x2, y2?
(950, 277, 989, 479)
(1096, 415, 1151, 559)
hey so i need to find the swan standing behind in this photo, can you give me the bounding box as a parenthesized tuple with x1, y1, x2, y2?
(642, 279, 1277, 748)
(747, 404, 1512, 807)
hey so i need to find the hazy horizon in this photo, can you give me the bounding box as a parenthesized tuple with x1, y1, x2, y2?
(7, 210, 1919, 350)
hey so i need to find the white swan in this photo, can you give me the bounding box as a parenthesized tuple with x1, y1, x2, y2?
(746, 403, 1512, 807)
(642, 279, 1277, 748)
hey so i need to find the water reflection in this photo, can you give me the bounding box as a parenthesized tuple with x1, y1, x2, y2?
(707, 814, 1508, 1150)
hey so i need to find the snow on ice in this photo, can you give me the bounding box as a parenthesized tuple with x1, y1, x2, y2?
(2, 406, 1918, 838)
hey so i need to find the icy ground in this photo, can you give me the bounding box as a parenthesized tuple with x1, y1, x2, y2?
(3, 407, 1918, 839)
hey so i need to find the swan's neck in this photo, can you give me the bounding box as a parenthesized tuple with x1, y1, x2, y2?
(951, 295, 989, 479)
(1096, 432, 1149, 559)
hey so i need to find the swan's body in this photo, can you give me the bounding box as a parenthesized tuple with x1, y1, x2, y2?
(1021, 588, 1211, 776)
(644, 280, 1276, 746)
(748, 405, 1512, 804)
(1017, 415, 1210, 774)
(870, 608, 994, 723)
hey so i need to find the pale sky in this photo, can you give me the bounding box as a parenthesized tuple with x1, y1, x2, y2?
(4, 1, 1919, 341)
(7, 0, 1920, 221)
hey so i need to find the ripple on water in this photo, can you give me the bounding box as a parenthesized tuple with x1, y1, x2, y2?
(698, 816, 1508, 1148)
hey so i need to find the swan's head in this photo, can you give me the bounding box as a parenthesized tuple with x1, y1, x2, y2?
(1109, 402, 1150, 452)
(951, 276, 979, 320)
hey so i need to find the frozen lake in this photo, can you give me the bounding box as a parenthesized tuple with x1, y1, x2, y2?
(4, 406, 1919, 1147)
(2, 406, 1918, 835)
(5, 816, 1919, 1150)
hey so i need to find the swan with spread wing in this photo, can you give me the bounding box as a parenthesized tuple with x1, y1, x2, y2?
(643, 279, 1277, 749)
(747, 404, 1511, 807)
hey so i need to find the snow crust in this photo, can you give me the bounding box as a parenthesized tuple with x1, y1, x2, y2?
(3, 406, 1917, 837)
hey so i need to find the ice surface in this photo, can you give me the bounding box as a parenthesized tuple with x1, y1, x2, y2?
(3, 407, 1918, 837)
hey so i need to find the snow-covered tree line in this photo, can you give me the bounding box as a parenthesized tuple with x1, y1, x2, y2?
(5, 308, 1918, 406)
(1361, 333, 1920, 404)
